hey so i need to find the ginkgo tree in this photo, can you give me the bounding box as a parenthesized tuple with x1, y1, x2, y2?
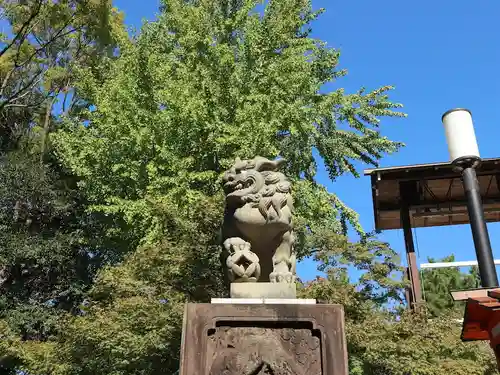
(51, 0, 405, 372)
(55, 0, 406, 290)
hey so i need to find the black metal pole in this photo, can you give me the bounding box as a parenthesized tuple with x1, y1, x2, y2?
(462, 166, 499, 287)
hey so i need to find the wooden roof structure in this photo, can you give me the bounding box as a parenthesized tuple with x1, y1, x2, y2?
(364, 158, 500, 230)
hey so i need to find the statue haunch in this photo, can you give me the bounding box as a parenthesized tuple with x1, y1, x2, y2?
(222, 156, 296, 283)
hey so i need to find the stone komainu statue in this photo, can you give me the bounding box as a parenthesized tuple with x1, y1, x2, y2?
(222, 156, 296, 283)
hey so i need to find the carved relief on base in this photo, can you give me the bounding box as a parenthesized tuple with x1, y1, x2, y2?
(206, 327, 322, 375)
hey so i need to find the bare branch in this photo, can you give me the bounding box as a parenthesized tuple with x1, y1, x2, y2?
(0, 66, 15, 96)
(40, 92, 59, 161)
(4, 103, 28, 108)
(15, 25, 80, 70)
(31, 28, 44, 49)
(61, 76, 72, 114)
(0, 18, 81, 108)
(5, 96, 48, 110)
(0, 0, 43, 58)
(68, 88, 79, 114)
(0, 68, 45, 111)
(13, 14, 44, 64)
(8, 75, 43, 102)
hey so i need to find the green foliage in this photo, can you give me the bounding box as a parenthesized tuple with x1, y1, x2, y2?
(0, 0, 126, 373)
(421, 255, 480, 317)
(0, 0, 125, 151)
(0, 148, 88, 306)
(301, 274, 497, 375)
(57, 242, 189, 374)
(350, 311, 497, 375)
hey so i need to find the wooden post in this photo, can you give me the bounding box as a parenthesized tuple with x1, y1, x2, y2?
(404, 267, 412, 307)
(400, 181, 423, 311)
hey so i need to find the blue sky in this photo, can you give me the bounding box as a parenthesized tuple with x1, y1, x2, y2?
(114, 0, 500, 282)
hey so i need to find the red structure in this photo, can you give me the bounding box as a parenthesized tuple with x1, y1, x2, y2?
(454, 288, 500, 368)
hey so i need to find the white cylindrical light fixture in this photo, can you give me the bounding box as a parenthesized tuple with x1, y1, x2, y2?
(442, 108, 480, 162)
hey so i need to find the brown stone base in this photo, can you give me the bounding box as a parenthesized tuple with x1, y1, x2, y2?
(179, 303, 348, 375)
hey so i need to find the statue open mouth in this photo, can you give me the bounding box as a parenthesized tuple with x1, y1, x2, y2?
(223, 175, 250, 193)
(224, 172, 262, 202)
(229, 181, 244, 191)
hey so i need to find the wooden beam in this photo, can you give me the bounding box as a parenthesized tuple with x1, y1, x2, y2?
(364, 158, 500, 182)
(377, 197, 500, 212)
(413, 207, 500, 218)
(422, 260, 500, 269)
(450, 287, 500, 301)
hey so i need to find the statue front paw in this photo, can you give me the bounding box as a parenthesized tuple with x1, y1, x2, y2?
(269, 271, 295, 283)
